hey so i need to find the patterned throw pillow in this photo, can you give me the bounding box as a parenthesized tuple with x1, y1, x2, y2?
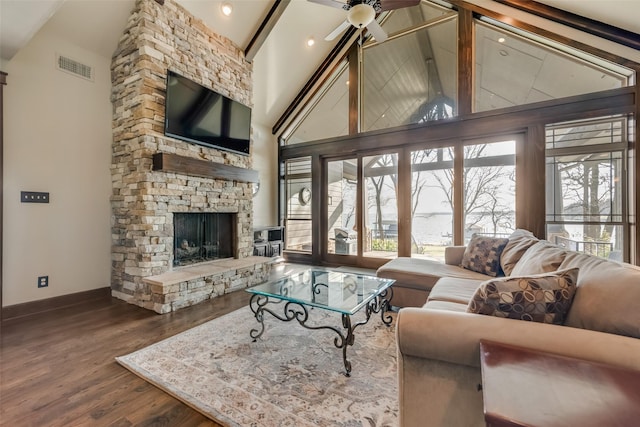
(467, 268, 579, 325)
(460, 235, 509, 277)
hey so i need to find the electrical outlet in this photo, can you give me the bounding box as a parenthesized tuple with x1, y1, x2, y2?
(38, 276, 49, 288)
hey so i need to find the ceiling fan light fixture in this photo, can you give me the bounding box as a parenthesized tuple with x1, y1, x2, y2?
(347, 4, 375, 28)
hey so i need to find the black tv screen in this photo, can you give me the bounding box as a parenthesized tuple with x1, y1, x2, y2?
(164, 70, 251, 155)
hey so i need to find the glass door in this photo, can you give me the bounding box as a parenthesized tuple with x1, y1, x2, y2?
(326, 158, 358, 256)
(284, 157, 312, 252)
(363, 153, 398, 259)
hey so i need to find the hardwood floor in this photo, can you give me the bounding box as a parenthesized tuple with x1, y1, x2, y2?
(0, 263, 308, 427)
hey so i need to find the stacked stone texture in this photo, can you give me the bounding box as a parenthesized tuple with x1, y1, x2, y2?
(110, 0, 261, 312)
(144, 261, 270, 314)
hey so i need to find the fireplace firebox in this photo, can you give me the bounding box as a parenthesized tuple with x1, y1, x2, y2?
(174, 213, 236, 266)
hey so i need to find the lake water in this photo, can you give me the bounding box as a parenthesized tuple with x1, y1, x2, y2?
(410, 212, 515, 245)
(411, 213, 455, 245)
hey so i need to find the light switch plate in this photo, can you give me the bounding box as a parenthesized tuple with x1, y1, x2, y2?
(21, 191, 50, 203)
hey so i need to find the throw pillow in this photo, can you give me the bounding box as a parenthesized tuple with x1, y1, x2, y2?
(510, 241, 568, 276)
(500, 229, 540, 276)
(467, 268, 579, 325)
(460, 235, 509, 277)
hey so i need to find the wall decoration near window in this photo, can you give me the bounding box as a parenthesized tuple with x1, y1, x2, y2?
(298, 187, 311, 205)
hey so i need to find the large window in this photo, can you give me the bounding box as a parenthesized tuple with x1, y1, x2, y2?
(362, 15, 457, 131)
(284, 61, 349, 145)
(463, 140, 516, 241)
(381, 0, 451, 34)
(278, 1, 638, 266)
(546, 116, 629, 260)
(409, 140, 516, 262)
(411, 147, 454, 261)
(475, 20, 633, 112)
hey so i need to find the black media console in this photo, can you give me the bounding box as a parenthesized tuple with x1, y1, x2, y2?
(253, 226, 284, 257)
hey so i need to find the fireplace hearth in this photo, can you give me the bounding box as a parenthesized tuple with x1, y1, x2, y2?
(174, 213, 236, 266)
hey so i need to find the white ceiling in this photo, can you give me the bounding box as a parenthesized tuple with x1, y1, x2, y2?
(0, 0, 638, 131)
(0, 0, 65, 60)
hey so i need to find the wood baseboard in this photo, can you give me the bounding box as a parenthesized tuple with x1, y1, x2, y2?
(1, 287, 112, 321)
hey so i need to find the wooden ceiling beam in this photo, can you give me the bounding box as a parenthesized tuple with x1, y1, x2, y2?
(245, 0, 291, 63)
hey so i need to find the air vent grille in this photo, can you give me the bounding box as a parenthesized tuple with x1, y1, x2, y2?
(56, 54, 93, 81)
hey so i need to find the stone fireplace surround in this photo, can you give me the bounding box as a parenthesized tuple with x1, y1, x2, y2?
(110, 0, 270, 314)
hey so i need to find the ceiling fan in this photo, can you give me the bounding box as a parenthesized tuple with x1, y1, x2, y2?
(309, 0, 421, 43)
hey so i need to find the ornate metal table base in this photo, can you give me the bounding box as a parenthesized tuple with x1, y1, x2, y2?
(249, 288, 393, 377)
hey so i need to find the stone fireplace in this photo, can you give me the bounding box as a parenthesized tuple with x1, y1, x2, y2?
(109, 0, 270, 313)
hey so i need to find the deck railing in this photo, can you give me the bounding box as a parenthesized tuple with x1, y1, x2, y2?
(554, 236, 613, 258)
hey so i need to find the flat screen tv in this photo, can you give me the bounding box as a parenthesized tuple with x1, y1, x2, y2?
(164, 70, 251, 156)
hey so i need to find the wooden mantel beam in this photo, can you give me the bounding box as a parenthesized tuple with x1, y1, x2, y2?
(152, 153, 259, 183)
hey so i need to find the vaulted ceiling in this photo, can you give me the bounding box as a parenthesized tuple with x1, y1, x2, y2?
(1, 0, 638, 133)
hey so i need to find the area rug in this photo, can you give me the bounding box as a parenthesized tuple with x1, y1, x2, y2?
(116, 305, 398, 427)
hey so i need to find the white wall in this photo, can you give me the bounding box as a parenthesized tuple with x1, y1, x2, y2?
(251, 123, 279, 227)
(3, 28, 112, 306)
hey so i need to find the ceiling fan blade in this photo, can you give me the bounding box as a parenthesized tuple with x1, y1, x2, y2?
(379, 0, 421, 11)
(325, 20, 351, 41)
(307, 0, 349, 10)
(366, 19, 388, 42)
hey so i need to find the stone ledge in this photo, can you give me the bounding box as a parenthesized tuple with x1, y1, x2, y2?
(118, 256, 275, 314)
(142, 256, 270, 287)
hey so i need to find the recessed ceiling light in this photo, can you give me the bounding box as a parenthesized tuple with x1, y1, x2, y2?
(498, 37, 506, 43)
(221, 2, 233, 16)
(499, 49, 509, 57)
(307, 37, 315, 47)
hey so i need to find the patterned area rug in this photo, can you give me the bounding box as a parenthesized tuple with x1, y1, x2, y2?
(116, 305, 398, 427)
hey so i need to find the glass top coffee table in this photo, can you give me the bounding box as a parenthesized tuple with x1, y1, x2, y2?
(246, 268, 395, 376)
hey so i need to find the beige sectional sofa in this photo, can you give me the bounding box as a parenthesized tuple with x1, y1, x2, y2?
(376, 229, 640, 427)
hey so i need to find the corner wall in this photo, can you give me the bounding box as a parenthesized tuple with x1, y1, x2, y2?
(3, 32, 112, 306)
(251, 123, 279, 227)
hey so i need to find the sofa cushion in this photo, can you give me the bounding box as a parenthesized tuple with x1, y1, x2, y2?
(460, 235, 509, 277)
(561, 252, 640, 338)
(500, 229, 540, 276)
(510, 241, 567, 276)
(467, 268, 579, 325)
(427, 277, 483, 304)
(376, 257, 490, 293)
(423, 300, 469, 313)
